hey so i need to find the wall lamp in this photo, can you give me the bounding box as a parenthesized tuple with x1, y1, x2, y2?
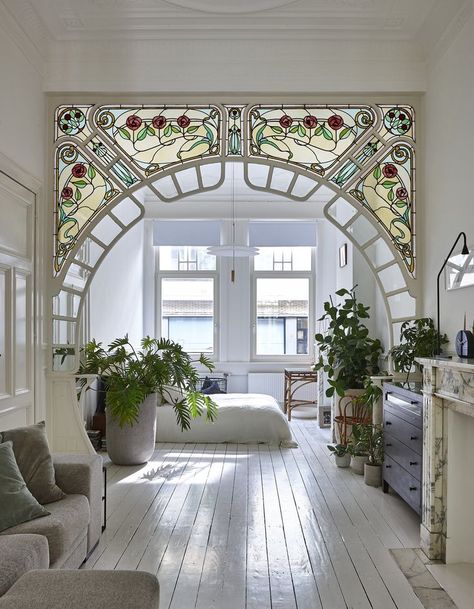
(436, 231, 470, 355)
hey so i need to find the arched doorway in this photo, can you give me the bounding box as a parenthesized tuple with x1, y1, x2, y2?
(49, 102, 418, 452)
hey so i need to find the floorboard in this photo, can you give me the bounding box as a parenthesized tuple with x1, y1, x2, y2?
(85, 417, 424, 609)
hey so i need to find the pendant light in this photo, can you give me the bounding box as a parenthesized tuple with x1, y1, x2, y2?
(207, 163, 259, 282)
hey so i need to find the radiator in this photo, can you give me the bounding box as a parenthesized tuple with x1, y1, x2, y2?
(247, 372, 317, 404)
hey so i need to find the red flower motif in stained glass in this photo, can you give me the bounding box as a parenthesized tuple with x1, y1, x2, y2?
(382, 164, 398, 178)
(279, 115, 293, 129)
(396, 187, 408, 200)
(303, 115, 318, 129)
(152, 115, 167, 129)
(126, 115, 142, 130)
(177, 115, 191, 128)
(327, 115, 344, 130)
(71, 163, 87, 178)
(61, 187, 74, 199)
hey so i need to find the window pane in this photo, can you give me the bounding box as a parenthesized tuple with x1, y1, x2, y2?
(161, 277, 214, 353)
(159, 246, 216, 271)
(256, 278, 309, 355)
(254, 247, 312, 271)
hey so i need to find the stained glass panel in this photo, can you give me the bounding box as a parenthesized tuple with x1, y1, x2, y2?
(55, 105, 94, 142)
(248, 105, 375, 175)
(349, 143, 415, 275)
(55, 144, 121, 273)
(378, 105, 415, 141)
(95, 106, 221, 176)
(225, 106, 244, 156)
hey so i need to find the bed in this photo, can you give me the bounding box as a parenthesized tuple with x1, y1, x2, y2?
(156, 393, 297, 446)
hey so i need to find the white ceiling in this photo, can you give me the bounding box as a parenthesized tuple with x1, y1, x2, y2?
(0, 0, 468, 93)
(0, 0, 462, 44)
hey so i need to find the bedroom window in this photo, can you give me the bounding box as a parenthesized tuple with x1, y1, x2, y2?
(157, 246, 218, 355)
(252, 247, 314, 360)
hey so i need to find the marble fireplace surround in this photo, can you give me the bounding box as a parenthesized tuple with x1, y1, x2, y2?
(417, 357, 474, 563)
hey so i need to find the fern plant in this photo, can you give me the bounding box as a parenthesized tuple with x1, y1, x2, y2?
(80, 335, 217, 429)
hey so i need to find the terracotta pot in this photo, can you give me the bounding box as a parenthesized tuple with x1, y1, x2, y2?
(106, 393, 157, 465)
(364, 463, 382, 487)
(335, 453, 351, 468)
(351, 453, 368, 475)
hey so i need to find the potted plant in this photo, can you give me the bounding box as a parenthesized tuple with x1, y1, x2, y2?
(389, 318, 448, 383)
(347, 423, 369, 474)
(81, 335, 217, 465)
(314, 287, 383, 441)
(327, 443, 351, 468)
(361, 424, 384, 487)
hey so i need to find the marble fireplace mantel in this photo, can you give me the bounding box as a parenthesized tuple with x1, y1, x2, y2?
(417, 356, 474, 563)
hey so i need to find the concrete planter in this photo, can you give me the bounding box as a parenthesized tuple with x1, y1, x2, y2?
(364, 463, 382, 487)
(106, 393, 157, 465)
(351, 454, 369, 475)
(335, 453, 351, 468)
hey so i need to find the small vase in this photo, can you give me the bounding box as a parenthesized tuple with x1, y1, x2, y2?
(335, 453, 351, 468)
(351, 454, 368, 475)
(364, 463, 382, 487)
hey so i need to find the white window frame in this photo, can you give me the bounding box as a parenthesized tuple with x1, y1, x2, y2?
(155, 247, 219, 359)
(251, 248, 315, 363)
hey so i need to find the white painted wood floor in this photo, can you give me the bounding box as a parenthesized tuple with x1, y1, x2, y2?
(84, 417, 425, 609)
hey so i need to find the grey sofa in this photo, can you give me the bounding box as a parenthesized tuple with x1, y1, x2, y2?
(0, 454, 160, 608)
(0, 454, 103, 571)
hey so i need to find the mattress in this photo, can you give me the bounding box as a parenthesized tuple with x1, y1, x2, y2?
(156, 393, 297, 446)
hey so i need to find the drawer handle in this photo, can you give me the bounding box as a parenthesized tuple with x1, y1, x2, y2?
(385, 392, 392, 399)
(385, 464, 392, 469)
(409, 486, 417, 491)
(386, 421, 392, 426)
(410, 436, 418, 441)
(409, 461, 418, 466)
(410, 400, 418, 405)
(385, 443, 392, 447)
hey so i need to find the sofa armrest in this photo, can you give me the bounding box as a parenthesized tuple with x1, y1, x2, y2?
(53, 454, 103, 553)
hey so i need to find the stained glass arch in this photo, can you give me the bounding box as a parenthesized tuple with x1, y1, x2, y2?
(51, 101, 418, 371)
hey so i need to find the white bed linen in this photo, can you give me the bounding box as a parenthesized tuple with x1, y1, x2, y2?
(156, 393, 297, 446)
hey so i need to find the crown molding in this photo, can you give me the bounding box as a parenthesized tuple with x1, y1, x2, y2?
(0, 1, 47, 74)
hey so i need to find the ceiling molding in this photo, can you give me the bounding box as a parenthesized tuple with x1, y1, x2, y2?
(424, 0, 473, 66)
(0, 1, 46, 73)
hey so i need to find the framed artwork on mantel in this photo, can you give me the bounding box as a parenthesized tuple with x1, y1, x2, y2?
(339, 243, 347, 268)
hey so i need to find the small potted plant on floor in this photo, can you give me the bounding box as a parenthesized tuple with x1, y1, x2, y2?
(361, 424, 384, 487)
(389, 318, 448, 383)
(327, 443, 351, 468)
(81, 335, 217, 465)
(348, 424, 369, 474)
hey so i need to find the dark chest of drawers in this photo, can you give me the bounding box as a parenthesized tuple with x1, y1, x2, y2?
(382, 382, 423, 515)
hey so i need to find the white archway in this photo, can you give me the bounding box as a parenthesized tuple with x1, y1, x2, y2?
(48, 101, 418, 452)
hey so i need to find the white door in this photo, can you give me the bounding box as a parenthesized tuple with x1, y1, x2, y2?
(0, 171, 35, 430)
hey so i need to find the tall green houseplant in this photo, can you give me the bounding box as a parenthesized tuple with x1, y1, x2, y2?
(314, 287, 383, 397)
(81, 335, 217, 429)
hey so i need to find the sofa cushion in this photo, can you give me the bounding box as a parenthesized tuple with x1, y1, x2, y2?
(0, 570, 160, 609)
(0, 441, 50, 533)
(1, 422, 65, 505)
(0, 495, 90, 566)
(0, 534, 49, 597)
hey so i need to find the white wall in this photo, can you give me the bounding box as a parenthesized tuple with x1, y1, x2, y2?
(0, 14, 45, 428)
(421, 5, 474, 346)
(89, 221, 144, 346)
(0, 19, 44, 179)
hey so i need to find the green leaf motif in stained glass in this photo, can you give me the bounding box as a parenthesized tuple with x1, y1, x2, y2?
(349, 143, 415, 275)
(55, 144, 121, 273)
(248, 106, 375, 175)
(95, 106, 221, 176)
